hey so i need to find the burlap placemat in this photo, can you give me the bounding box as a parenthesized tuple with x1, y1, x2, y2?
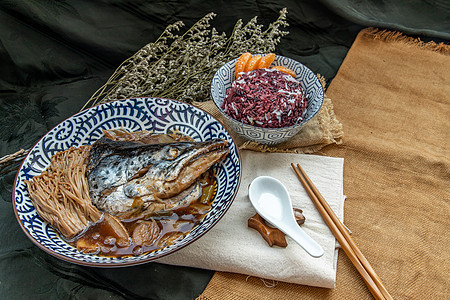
(197, 28, 450, 299)
(194, 75, 344, 153)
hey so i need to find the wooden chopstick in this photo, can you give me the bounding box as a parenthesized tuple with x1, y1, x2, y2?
(291, 163, 392, 300)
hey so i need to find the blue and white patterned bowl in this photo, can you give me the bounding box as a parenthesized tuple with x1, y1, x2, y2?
(13, 97, 241, 267)
(211, 55, 324, 145)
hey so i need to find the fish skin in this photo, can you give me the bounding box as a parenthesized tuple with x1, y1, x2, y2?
(86, 137, 229, 216)
(116, 180, 203, 221)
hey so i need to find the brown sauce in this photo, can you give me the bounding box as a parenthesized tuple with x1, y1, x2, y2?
(72, 169, 217, 257)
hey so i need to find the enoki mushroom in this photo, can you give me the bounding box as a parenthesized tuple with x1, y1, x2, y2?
(25, 146, 102, 239)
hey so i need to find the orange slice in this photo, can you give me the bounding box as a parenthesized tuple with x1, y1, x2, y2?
(235, 52, 252, 78)
(271, 66, 296, 78)
(258, 53, 275, 69)
(245, 55, 262, 72)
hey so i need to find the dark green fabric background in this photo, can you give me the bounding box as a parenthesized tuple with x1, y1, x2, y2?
(0, 1, 448, 299)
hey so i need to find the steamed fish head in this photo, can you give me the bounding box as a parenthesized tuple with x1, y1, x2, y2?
(87, 138, 229, 216)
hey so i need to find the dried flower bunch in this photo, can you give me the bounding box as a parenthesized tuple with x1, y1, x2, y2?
(0, 9, 289, 172)
(83, 8, 289, 109)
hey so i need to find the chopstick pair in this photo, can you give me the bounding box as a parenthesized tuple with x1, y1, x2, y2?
(291, 163, 392, 300)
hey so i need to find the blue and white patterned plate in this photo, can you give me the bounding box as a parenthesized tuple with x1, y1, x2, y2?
(211, 55, 324, 145)
(13, 97, 241, 267)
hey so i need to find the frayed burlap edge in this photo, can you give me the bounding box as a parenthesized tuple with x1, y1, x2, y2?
(363, 27, 450, 54)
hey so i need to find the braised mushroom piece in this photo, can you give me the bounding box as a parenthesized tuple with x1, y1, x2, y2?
(25, 129, 227, 257)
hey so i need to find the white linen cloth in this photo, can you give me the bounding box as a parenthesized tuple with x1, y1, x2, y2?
(157, 151, 345, 288)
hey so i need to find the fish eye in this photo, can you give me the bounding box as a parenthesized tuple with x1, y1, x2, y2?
(167, 147, 179, 160)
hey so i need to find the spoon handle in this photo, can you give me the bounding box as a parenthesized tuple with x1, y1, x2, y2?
(282, 224, 324, 258)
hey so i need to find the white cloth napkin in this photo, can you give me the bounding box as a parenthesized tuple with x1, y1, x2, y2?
(157, 151, 345, 288)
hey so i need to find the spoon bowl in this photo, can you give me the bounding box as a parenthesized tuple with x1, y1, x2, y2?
(248, 176, 324, 257)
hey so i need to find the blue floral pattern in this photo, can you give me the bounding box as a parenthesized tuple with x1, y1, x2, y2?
(13, 98, 241, 266)
(211, 55, 323, 145)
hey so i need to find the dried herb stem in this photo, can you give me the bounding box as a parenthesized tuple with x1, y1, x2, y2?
(82, 8, 289, 109)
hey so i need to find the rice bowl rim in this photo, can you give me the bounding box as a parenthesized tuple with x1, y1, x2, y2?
(211, 54, 324, 131)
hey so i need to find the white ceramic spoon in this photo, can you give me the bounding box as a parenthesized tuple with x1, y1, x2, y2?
(248, 176, 324, 258)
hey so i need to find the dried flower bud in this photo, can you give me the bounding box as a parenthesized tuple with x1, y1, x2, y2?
(83, 9, 290, 110)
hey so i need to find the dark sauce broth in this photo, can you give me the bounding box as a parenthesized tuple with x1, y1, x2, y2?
(73, 169, 217, 257)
